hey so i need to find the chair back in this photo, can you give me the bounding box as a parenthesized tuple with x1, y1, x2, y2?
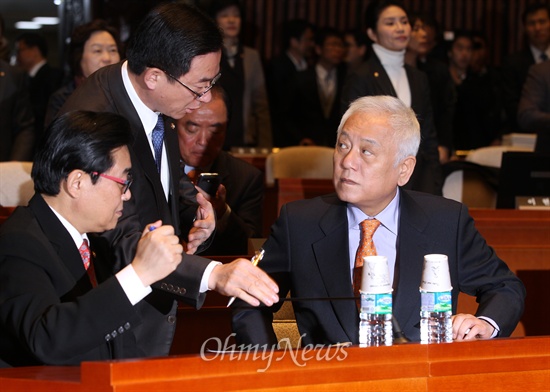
(265, 146, 334, 186)
(0, 161, 34, 206)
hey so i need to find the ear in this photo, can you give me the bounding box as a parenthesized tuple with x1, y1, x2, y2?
(396, 155, 416, 187)
(64, 170, 86, 198)
(143, 67, 163, 91)
(367, 28, 378, 44)
(358, 45, 367, 57)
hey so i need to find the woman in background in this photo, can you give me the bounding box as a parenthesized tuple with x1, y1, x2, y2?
(45, 20, 120, 126)
(210, 0, 272, 150)
(342, 0, 442, 195)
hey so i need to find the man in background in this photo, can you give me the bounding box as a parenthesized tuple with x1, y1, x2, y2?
(177, 86, 263, 255)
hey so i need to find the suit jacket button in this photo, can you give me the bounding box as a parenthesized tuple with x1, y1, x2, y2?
(179, 287, 186, 295)
(118, 326, 125, 334)
(124, 322, 131, 330)
(111, 330, 117, 338)
(167, 315, 176, 324)
(105, 334, 111, 341)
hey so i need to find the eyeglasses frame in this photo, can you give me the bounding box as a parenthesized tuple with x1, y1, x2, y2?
(91, 172, 133, 194)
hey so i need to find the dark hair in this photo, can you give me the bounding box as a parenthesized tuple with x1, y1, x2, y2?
(16, 32, 48, 57)
(315, 27, 344, 47)
(68, 19, 121, 78)
(126, 3, 222, 78)
(522, 2, 550, 24)
(345, 29, 369, 48)
(282, 19, 315, 49)
(208, 0, 241, 19)
(364, 0, 408, 32)
(210, 85, 231, 122)
(32, 111, 133, 196)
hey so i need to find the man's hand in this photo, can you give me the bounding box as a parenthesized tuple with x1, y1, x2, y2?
(208, 259, 279, 307)
(186, 192, 215, 254)
(132, 220, 183, 286)
(452, 313, 495, 341)
(197, 183, 228, 220)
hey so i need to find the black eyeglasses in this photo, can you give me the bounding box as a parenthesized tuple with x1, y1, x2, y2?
(92, 172, 133, 194)
(150, 65, 221, 100)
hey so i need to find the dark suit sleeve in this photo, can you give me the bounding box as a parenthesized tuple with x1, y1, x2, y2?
(0, 229, 142, 365)
(232, 205, 293, 346)
(455, 204, 526, 337)
(517, 63, 550, 132)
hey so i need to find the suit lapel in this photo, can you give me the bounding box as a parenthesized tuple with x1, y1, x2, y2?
(393, 190, 434, 335)
(29, 194, 92, 292)
(312, 201, 358, 342)
(368, 55, 398, 97)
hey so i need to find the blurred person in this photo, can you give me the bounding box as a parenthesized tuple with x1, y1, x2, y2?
(0, 111, 183, 367)
(405, 13, 455, 163)
(232, 95, 525, 346)
(210, 0, 272, 149)
(177, 86, 263, 255)
(0, 59, 35, 161)
(267, 19, 316, 146)
(517, 61, 550, 154)
(502, 2, 550, 132)
(281, 27, 347, 147)
(342, 0, 442, 195)
(59, 3, 279, 358)
(45, 20, 121, 126)
(343, 29, 368, 73)
(0, 14, 10, 62)
(448, 31, 503, 151)
(15, 32, 64, 146)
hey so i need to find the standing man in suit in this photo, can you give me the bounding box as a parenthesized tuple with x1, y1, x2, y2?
(0, 59, 35, 161)
(0, 111, 184, 367)
(281, 28, 347, 147)
(518, 61, 550, 154)
(59, 3, 279, 357)
(177, 86, 263, 256)
(502, 2, 550, 133)
(232, 96, 525, 346)
(15, 32, 64, 147)
(268, 19, 316, 146)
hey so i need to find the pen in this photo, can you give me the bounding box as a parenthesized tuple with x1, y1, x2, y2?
(226, 249, 265, 307)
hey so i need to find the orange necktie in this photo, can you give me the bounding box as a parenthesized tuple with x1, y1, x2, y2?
(353, 219, 381, 299)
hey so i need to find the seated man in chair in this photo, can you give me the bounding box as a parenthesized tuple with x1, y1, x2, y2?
(232, 95, 525, 346)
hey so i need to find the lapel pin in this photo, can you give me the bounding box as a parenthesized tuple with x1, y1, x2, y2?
(374, 72, 379, 77)
(170, 123, 175, 129)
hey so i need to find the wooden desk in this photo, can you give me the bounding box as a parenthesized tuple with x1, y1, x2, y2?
(1, 337, 548, 391)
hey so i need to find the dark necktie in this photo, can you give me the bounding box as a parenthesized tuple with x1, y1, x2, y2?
(540, 53, 548, 62)
(152, 115, 165, 173)
(353, 219, 381, 301)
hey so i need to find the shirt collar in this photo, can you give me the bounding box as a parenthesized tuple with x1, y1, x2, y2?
(347, 188, 400, 235)
(29, 59, 46, 77)
(121, 60, 160, 135)
(48, 204, 89, 249)
(529, 44, 550, 63)
(286, 51, 308, 71)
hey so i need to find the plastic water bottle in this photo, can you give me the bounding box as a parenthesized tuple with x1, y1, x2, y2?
(359, 292, 393, 347)
(419, 290, 453, 344)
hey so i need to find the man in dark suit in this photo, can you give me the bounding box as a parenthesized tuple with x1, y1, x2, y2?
(502, 3, 550, 133)
(59, 3, 279, 357)
(0, 111, 184, 367)
(177, 86, 263, 255)
(0, 59, 35, 161)
(267, 19, 316, 146)
(280, 28, 347, 147)
(518, 61, 550, 154)
(15, 32, 64, 146)
(232, 96, 525, 346)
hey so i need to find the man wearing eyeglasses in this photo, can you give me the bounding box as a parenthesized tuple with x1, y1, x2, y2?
(0, 111, 185, 366)
(58, 3, 279, 358)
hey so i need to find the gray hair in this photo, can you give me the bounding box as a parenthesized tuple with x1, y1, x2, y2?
(337, 95, 420, 165)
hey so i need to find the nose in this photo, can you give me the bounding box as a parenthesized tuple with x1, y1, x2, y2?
(339, 149, 356, 170)
(198, 90, 212, 103)
(197, 131, 209, 146)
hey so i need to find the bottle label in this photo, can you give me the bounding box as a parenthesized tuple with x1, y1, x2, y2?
(420, 291, 452, 312)
(361, 293, 392, 314)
